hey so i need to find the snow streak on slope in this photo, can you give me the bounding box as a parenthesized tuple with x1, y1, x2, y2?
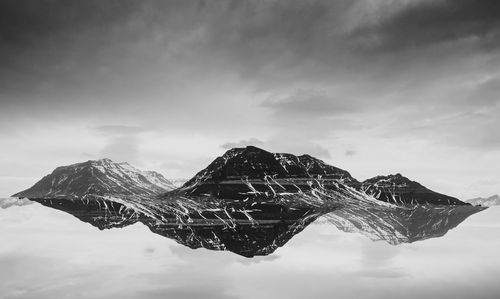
(13, 158, 175, 199)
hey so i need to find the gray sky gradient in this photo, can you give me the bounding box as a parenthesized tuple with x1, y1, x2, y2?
(0, 0, 499, 198)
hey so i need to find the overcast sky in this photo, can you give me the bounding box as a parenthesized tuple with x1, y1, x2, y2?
(1, 0, 499, 198)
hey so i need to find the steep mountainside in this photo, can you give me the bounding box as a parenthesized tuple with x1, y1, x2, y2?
(361, 174, 467, 205)
(177, 146, 358, 197)
(295, 154, 360, 185)
(26, 193, 485, 256)
(171, 146, 466, 205)
(13, 158, 175, 199)
(324, 204, 484, 244)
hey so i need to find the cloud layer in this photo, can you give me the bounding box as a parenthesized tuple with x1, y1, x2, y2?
(0, 0, 499, 198)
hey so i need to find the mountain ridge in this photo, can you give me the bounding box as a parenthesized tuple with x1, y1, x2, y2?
(13, 146, 469, 206)
(13, 158, 175, 199)
(172, 146, 467, 205)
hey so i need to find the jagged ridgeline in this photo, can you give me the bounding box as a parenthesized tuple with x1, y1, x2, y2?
(168, 146, 468, 206)
(9, 146, 485, 257)
(13, 146, 469, 206)
(13, 158, 176, 199)
(22, 196, 484, 257)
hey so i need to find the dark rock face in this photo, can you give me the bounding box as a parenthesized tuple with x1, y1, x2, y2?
(181, 146, 308, 188)
(13, 158, 175, 199)
(173, 146, 361, 201)
(181, 146, 357, 186)
(360, 174, 467, 205)
(28, 195, 323, 257)
(296, 154, 360, 185)
(171, 146, 467, 206)
(10, 146, 483, 256)
(325, 204, 484, 244)
(24, 194, 485, 257)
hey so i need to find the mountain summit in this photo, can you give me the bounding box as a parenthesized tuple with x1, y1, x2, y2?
(13, 146, 469, 206)
(13, 158, 175, 199)
(360, 173, 466, 205)
(180, 146, 358, 190)
(175, 146, 467, 205)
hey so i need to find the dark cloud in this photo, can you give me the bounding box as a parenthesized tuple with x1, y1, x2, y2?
(468, 77, 500, 107)
(100, 136, 140, 164)
(144, 247, 156, 254)
(350, 0, 500, 52)
(262, 89, 358, 117)
(0, 0, 499, 198)
(91, 125, 149, 164)
(220, 138, 265, 149)
(345, 150, 357, 156)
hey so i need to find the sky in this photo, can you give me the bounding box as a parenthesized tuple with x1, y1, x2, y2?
(0, 0, 499, 198)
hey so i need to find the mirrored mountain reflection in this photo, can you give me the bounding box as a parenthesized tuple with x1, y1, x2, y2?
(27, 195, 485, 257)
(9, 146, 487, 257)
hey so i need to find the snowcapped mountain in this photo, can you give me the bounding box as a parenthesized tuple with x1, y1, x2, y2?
(360, 173, 467, 205)
(13, 158, 176, 199)
(466, 195, 500, 207)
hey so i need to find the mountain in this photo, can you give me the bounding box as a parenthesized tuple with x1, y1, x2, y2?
(23, 193, 485, 256)
(13, 146, 468, 206)
(27, 194, 323, 257)
(360, 173, 467, 205)
(181, 146, 357, 184)
(173, 145, 360, 199)
(13, 158, 176, 199)
(324, 204, 484, 244)
(466, 195, 500, 207)
(170, 146, 466, 206)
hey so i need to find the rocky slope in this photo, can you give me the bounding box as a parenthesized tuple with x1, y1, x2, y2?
(169, 146, 467, 206)
(13, 158, 175, 199)
(25, 193, 484, 256)
(324, 204, 485, 244)
(360, 173, 467, 205)
(13, 146, 469, 207)
(171, 146, 360, 200)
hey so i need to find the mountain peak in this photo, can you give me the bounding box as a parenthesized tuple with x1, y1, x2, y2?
(176, 146, 359, 197)
(362, 173, 467, 205)
(13, 159, 175, 199)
